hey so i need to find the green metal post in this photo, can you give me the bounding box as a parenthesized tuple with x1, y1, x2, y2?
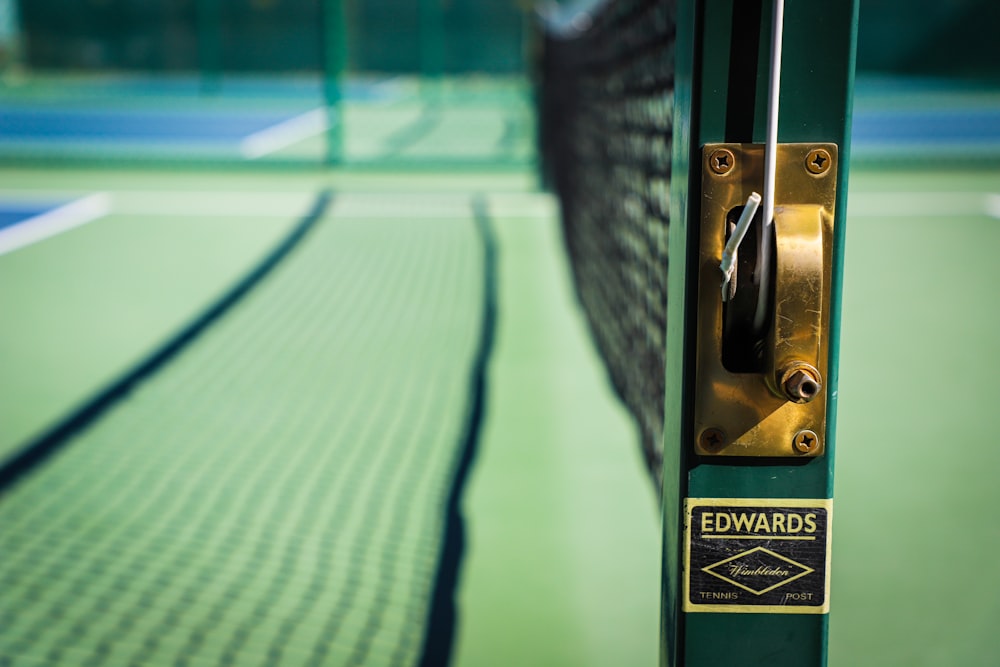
(418, 0, 445, 100)
(321, 0, 346, 165)
(196, 0, 222, 94)
(0, 0, 24, 77)
(662, 1, 859, 665)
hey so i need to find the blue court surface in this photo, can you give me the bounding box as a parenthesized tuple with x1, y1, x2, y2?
(0, 75, 540, 165)
(0, 75, 412, 162)
(0, 195, 111, 256)
(850, 76, 1000, 161)
(852, 108, 1000, 158)
(0, 107, 332, 161)
(0, 75, 995, 166)
(0, 109, 309, 142)
(0, 204, 56, 231)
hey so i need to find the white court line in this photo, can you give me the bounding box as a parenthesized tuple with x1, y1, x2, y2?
(239, 108, 329, 159)
(108, 191, 317, 218)
(0, 193, 112, 257)
(985, 194, 1000, 220)
(372, 75, 406, 92)
(848, 192, 1000, 218)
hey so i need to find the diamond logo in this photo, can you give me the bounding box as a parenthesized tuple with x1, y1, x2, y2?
(702, 546, 814, 596)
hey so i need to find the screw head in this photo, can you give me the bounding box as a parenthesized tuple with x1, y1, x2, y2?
(699, 427, 726, 451)
(805, 148, 832, 175)
(709, 148, 735, 175)
(793, 429, 820, 454)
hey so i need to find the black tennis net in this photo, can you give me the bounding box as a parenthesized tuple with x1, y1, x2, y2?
(537, 0, 676, 492)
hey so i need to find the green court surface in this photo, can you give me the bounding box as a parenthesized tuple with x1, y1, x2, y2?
(830, 166, 1000, 667)
(0, 187, 310, 460)
(454, 201, 660, 667)
(0, 178, 492, 666)
(6, 0, 999, 663)
(0, 167, 661, 667)
(2, 162, 1000, 666)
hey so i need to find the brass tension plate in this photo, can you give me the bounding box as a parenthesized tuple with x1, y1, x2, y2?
(695, 143, 837, 457)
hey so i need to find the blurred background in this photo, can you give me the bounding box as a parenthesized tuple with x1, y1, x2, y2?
(0, 0, 998, 666)
(0, 0, 536, 166)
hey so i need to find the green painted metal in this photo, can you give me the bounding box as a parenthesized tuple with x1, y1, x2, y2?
(321, 0, 346, 165)
(659, 0, 697, 663)
(418, 0, 446, 101)
(419, 0, 445, 77)
(662, 1, 858, 665)
(857, 0, 1000, 79)
(195, 0, 221, 94)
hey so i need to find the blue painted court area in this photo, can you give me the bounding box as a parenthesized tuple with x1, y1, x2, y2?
(0, 108, 312, 143)
(850, 76, 1000, 160)
(0, 75, 406, 159)
(0, 203, 57, 231)
(0, 195, 110, 256)
(853, 108, 1000, 145)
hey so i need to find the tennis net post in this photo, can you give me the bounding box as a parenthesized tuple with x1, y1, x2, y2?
(536, 0, 859, 664)
(320, 0, 346, 165)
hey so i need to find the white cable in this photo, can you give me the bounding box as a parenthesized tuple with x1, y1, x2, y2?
(754, 0, 784, 331)
(720, 191, 761, 300)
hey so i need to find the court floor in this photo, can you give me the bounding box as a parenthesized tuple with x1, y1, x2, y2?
(0, 74, 999, 666)
(0, 167, 659, 667)
(831, 165, 1000, 667)
(0, 75, 535, 167)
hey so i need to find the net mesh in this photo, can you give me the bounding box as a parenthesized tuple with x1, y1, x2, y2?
(537, 0, 677, 491)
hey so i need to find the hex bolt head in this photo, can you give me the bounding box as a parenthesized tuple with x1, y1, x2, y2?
(699, 427, 726, 451)
(709, 148, 735, 175)
(806, 148, 832, 175)
(779, 365, 823, 404)
(793, 429, 820, 454)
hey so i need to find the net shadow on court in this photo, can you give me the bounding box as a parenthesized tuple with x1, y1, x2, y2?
(0, 189, 494, 667)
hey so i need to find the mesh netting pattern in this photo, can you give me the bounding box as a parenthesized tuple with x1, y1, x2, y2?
(538, 0, 677, 490)
(0, 201, 487, 667)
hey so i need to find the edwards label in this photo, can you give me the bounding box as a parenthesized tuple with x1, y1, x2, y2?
(683, 498, 832, 614)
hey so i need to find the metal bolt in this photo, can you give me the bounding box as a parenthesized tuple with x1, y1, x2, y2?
(699, 427, 726, 451)
(793, 429, 820, 454)
(709, 148, 735, 175)
(779, 364, 823, 404)
(805, 148, 832, 175)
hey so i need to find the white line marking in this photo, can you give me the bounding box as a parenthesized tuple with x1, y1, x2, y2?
(984, 194, 1000, 220)
(239, 108, 329, 159)
(0, 193, 112, 256)
(109, 191, 318, 218)
(373, 75, 406, 92)
(848, 192, 997, 218)
(0, 190, 557, 224)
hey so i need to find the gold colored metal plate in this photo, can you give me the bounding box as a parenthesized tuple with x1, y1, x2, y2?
(695, 143, 837, 457)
